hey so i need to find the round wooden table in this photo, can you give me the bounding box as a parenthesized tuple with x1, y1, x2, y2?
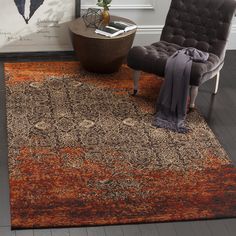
(69, 15, 137, 73)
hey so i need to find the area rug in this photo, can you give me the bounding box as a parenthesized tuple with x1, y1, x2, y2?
(4, 61, 236, 229)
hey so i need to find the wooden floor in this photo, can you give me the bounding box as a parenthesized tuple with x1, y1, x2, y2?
(0, 51, 236, 236)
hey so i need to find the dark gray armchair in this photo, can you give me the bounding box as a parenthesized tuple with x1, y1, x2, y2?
(127, 0, 236, 109)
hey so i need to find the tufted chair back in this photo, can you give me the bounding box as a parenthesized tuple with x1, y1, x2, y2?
(161, 0, 236, 59)
(127, 0, 236, 110)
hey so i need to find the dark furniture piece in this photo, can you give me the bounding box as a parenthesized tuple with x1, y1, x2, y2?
(127, 0, 236, 109)
(69, 16, 137, 73)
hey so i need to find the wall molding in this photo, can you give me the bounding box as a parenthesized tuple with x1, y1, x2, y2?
(231, 24, 236, 33)
(81, 4, 155, 10)
(137, 24, 236, 33)
(137, 25, 163, 34)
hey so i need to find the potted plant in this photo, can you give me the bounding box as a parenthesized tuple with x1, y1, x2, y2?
(97, 0, 112, 26)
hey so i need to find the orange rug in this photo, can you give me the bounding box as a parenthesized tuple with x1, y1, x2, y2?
(5, 61, 236, 229)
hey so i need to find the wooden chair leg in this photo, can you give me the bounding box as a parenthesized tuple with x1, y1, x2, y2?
(213, 72, 220, 95)
(133, 70, 141, 95)
(189, 86, 199, 109)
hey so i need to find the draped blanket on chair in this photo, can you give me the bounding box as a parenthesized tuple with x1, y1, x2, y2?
(154, 48, 209, 133)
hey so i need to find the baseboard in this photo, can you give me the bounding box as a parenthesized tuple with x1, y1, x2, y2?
(228, 24, 236, 49)
(0, 51, 76, 61)
(135, 24, 236, 49)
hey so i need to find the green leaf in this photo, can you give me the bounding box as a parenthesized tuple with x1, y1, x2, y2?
(104, 0, 112, 4)
(97, 2, 105, 7)
(104, 5, 109, 11)
(97, 0, 112, 10)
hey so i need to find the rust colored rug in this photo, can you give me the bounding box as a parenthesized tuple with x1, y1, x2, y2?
(5, 62, 236, 229)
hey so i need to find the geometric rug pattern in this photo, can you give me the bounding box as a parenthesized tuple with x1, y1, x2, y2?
(4, 62, 236, 229)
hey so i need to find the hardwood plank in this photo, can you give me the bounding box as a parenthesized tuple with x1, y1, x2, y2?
(0, 63, 10, 228)
(0, 52, 75, 62)
(191, 221, 212, 236)
(121, 225, 141, 236)
(197, 89, 236, 163)
(207, 220, 230, 236)
(223, 219, 236, 236)
(0, 62, 5, 90)
(34, 229, 52, 236)
(15, 230, 34, 236)
(51, 228, 70, 236)
(138, 223, 159, 236)
(211, 95, 236, 142)
(0, 227, 11, 236)
(197, 90, 235, 138)
(173, 222, 194, 236)
(87, 226, 106, 236)
(0, 164, 11, 227)
(156, 223, 177, 236)
(104, 225, 123, 236)
(70, 227, 88, 236)
(0, 104, 8, 158)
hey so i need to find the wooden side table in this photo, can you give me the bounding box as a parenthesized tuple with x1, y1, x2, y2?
(69, 15, 137, 73)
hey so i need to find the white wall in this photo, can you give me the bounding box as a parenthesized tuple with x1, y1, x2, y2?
(0, 0, 75, 53)
(82, 0, 236, 49)
(0, 0, 235, 52)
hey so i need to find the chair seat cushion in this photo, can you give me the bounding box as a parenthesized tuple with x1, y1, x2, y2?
(127, 41, 222, 86)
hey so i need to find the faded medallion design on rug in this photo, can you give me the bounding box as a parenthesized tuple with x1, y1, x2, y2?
(5, 62, 236, 229)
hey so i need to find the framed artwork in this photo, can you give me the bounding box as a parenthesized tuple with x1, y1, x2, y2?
(0, 0, 80, 53)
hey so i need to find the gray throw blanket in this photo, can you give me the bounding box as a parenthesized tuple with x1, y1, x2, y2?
(153, 48, 209, 133)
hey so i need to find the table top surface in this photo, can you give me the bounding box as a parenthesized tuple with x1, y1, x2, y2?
(69, 15, 137, 40)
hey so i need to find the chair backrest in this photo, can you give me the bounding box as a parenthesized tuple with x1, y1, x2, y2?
(161, 0, 236, 59)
